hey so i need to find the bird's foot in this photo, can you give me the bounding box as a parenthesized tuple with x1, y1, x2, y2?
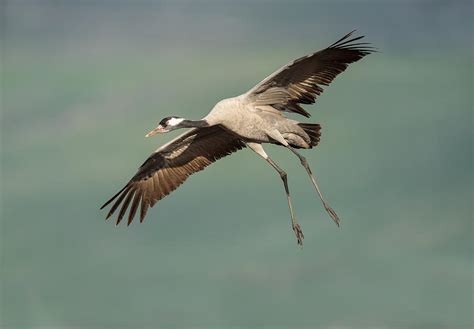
(324, 203, 340, 227)
(292, 223, 304, 246)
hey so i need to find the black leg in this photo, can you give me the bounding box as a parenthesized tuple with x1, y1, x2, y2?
(246, 142, 304, 246)
(265, 156, 304, 245)
(288, 147, 341, 227)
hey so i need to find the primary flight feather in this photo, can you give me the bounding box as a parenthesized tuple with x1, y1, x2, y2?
(101, 31, 375, 245)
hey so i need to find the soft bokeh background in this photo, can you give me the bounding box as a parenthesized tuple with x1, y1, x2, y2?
(1, 1, 472, 328)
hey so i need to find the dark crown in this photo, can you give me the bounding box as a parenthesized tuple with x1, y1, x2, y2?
(159, 116, 179, 126)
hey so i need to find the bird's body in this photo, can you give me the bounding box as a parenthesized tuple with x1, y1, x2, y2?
(205, 96, 312, 147)
(101, 31, 375, 245)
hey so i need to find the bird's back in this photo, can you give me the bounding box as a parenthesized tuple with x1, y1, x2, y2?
(205, 96, 312, 146)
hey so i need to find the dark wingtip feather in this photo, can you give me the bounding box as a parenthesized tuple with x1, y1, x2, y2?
(104, 186, 131, 221)
(328, 31, 376, 56)
(127, 191, 142, 226)
(328, 30, 357, 48)
(116, 189, 135, 225)
(100, 184, 128, 210)
(140, 196, 149, 223)
(334, 35, 365, 48)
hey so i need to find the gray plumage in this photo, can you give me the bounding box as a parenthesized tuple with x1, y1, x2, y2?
(101, 31, 375, 245)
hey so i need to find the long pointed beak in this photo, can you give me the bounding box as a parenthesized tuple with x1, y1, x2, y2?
(145, 125, 167, 137)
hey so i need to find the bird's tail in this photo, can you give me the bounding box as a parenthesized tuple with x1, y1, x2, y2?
(298, 123, 321, 147)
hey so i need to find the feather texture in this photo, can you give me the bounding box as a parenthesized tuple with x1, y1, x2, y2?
(101, 125, 245, 225)
(246, 30, 375, 117)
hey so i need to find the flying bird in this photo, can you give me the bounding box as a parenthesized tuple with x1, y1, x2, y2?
(101, 31, 374, 245)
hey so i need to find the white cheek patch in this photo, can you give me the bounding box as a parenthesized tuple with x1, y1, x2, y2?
(167, 117, 184, 126)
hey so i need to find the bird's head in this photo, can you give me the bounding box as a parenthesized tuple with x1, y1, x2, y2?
(145, 116, 185, 137)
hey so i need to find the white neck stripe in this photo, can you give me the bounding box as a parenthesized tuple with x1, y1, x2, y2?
(168, 118, 184, 126)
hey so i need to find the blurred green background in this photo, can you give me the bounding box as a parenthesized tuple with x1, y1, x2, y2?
(1, 1, 472, 328)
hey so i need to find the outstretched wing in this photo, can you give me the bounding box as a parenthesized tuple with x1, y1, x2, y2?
(244, 31, 375, 117)
(101, 125, 245, 225)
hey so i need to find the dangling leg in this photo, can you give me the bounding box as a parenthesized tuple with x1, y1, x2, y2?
(265, 129, 340, 226)
(287, 146, 340, 227)
(246, 142, 304, 246)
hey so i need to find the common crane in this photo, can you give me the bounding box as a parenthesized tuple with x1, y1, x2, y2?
(101, 31, 374, 245)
